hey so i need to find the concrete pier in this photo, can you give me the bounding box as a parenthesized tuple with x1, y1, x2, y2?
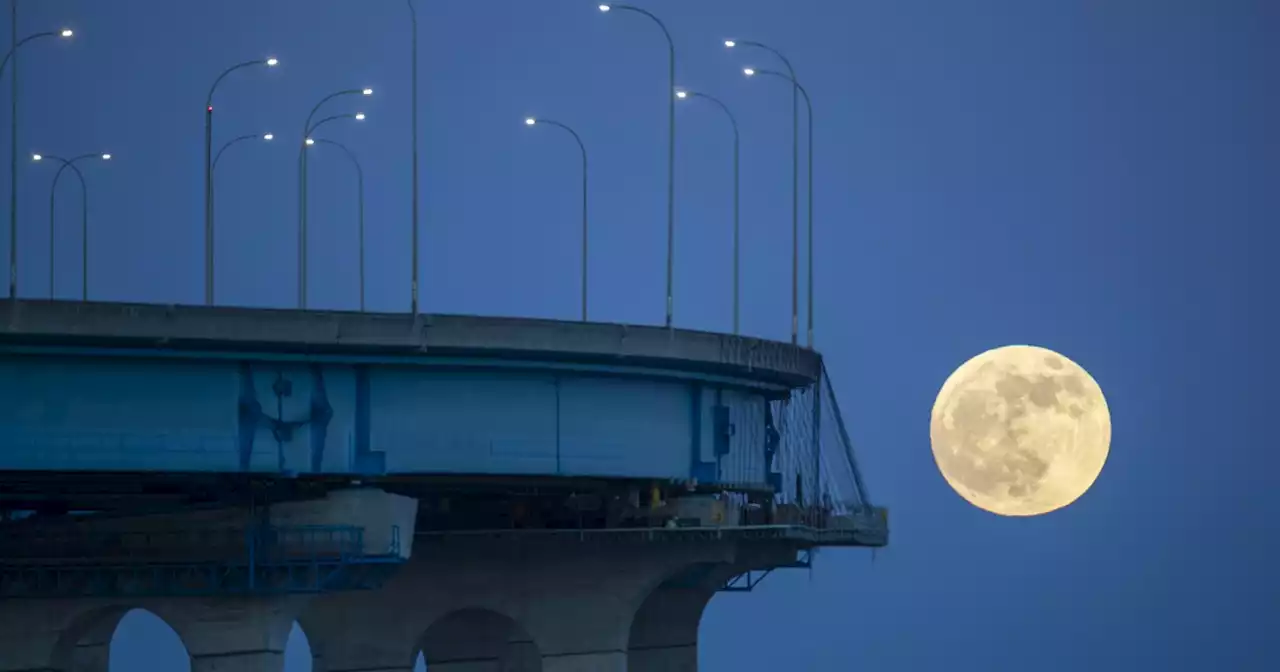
(303, 534, 795, 672)
(0, 528, 798, 671)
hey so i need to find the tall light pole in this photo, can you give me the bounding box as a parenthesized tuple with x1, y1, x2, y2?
(675, 88, 740, 335)
(726, 39, 799, 344)
(524, 117, 589, 322)
(407, 0, 420, 317)
(32, 152, 110, 301)
(298, 89, 371, 309)
(598, 3, 676, 328)
(308, 138, 366, 312)
(745, 66, 814, 348)
(210, 132, 273, 301)
(1, 20, 74, 300)
(203, 56, 278, 306)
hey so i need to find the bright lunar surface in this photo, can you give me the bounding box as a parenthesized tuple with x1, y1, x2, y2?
(930, 345, 1111, 516)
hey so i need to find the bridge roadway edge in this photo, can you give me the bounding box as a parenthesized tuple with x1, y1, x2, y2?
(0, 299, 821, 390)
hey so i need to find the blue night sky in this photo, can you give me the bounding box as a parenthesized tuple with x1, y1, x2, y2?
(6, 0, 1275, 670)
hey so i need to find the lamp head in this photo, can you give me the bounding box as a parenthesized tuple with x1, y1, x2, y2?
(263, 133, 274, 141)
(524, 118, 536, 125)
(675, 90, 688, 99)
(743, 67, 756, 77)
(724, 40, 735, 48)
(305, 138, 315, 146)
(101, 154, 111, 160)
(362, 88, 373, 96)
(60, 29, 73, 38)
(354, 113, 366, 121)
(265, 57, 279, 66)
(598, 4, 610, 11)
(31, 154, 42, 161)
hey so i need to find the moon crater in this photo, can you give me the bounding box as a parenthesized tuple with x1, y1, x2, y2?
(930, 345, 1111, 516)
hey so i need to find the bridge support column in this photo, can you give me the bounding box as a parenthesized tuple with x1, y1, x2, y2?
(0, 601, 111, 672)
(626, 586, 716, 672)
(0, 597, 306, 672)
(155, 598, 306, 672)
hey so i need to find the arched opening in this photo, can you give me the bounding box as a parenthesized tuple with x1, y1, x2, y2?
(417, 608, 541, 671)
(108, 608, 190, 671)
(285, 620, 314, 672)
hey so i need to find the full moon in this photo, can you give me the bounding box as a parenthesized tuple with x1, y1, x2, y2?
(929, 345, 1111, 516)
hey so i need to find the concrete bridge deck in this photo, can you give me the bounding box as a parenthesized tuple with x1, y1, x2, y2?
(0, 299, 820, 389)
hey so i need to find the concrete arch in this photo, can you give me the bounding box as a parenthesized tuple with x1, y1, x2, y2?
(49, 604, 133, 672)
(626, 562, 739, 672)
(50, 605, 189, 672)
(418, 607, 541, 672)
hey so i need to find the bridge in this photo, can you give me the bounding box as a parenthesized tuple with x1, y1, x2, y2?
(0, 297, 885, 671)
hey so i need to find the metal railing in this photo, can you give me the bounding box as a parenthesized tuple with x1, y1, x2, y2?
(718, 362, 887, 543)
(0, 523, 391, 564)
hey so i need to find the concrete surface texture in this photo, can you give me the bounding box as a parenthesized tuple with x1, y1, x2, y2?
(0, 529, 796, 671)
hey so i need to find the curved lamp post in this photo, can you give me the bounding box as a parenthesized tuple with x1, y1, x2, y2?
(727, 39, 801, 344)
(297, 89, 371, 308)
(744, 66, 814, 348)
(2, 25, 74, 299)
(598, 3, 677, 328)
(212, 132, 274, 170)
(209, 132, 273, 301)
(675, 88, 740, 334)
(306, 138, 366, 312)
(31, 151, 110, 301)
(407, 0, 420, 316)
(524, 117, 589, 322)
(203, 56, 277, 305)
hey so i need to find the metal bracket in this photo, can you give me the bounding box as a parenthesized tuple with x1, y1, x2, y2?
(236, 364, 334, 474)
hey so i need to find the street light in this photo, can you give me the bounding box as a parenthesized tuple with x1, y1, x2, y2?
(2, 23, 76, 300)
(407, 0, 421, 316)
(727, 39, 802, 345)
(675, 87, 741, 334)
(213, 133, 272, 169)
(32, 151, 111, 301)
(208, 132, 273, 300)
(744, 65, 815, 348)
(599, 3, 677, 328)
(306, 138, 368, 312)
(298, 91, 371, 308)
(203, 55, 279, 305)
(524, 116, 590, 322)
